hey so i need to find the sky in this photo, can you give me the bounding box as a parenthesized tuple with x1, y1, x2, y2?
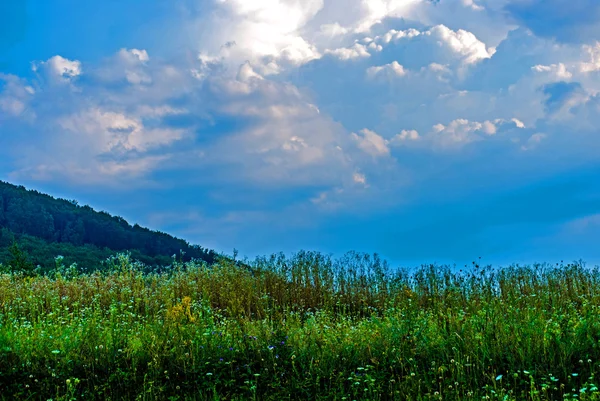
(1, 0, 599, 269)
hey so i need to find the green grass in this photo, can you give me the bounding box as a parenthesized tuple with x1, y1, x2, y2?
(1, 251, 600, 400)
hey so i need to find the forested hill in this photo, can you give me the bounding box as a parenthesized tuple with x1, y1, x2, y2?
(0, 180, 218, 271)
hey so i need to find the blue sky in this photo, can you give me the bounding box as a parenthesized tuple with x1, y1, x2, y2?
(1, 0, 600, 268)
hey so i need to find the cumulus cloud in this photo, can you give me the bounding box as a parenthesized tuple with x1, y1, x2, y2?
(351, 128, 390, 157)
(390, 129, 420, 144)
(190, 0, 324, 73)
(202, 69, 357, 186)
(366, 61, 407, 79)
(325, 42, 371, 60)
(58, 108, 187, 153)
(32, 55, 82, 84)
(428, 118, 497, 148)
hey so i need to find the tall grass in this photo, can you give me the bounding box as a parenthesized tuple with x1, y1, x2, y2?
(0, 251, 599, 400)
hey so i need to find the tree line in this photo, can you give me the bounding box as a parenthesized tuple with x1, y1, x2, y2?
(0, 181, 218, 271)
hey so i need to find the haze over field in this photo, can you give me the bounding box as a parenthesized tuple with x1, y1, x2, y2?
(1, 0, 599, 267)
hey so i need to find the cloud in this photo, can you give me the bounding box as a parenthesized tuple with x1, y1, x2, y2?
(0, 74, 35, 119)
(390, 129, 420, 144)
(32, 55, 82, 84)
(200, 66, 358, 187)
(351, 128, 390, 157)
(426, 118, 497, 149)
(579, 42, 600, 73)
(325, 42, 371, 60)
(366, 61, 407, 79)
(189, 0, 324, 73)
(58, 108, 187, 153)
(426, 24, 494, 65)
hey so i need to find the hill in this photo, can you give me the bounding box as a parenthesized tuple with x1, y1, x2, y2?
(0, 180, 218, 272)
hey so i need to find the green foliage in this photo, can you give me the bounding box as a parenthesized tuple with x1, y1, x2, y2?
(6, 240, 35, 276)
(0, 253, 599, 400)
(0, 180, 218, 271)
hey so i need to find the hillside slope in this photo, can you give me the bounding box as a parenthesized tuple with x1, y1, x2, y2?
(0, 181, 217, 271)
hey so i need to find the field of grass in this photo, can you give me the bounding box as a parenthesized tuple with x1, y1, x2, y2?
(1, 251, 600, 400)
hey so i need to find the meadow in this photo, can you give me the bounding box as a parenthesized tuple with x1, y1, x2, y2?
(1, 251, 600, 400)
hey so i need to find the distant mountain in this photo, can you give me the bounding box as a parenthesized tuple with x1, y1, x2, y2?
(0, 180, 218, 272)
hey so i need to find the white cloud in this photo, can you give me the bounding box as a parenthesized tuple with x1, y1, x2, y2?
(0, 74, 36, 120)
(423, 118, 499, 149)
(119, 48, 150, 64)
(198, 72, 361, 187)
(369, 25, 493, 67)
(32, 55, 82, 82)
(195, 0, 324, 72)
(325, 42, 371, 60)
(511, 118, 525, 128)
(461, 0, 484, 11)
(426, 25, 494, 65)
(366, 61, 407, 79)
(390, 129, 420, 144)
(237, 61, 265, 82)
(351, 128, 390, 156)
(579, 42, 600, 73)
(58, 108, 187, 154)
(353, 171, 367, 185)
(532, 63, 573, 80)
